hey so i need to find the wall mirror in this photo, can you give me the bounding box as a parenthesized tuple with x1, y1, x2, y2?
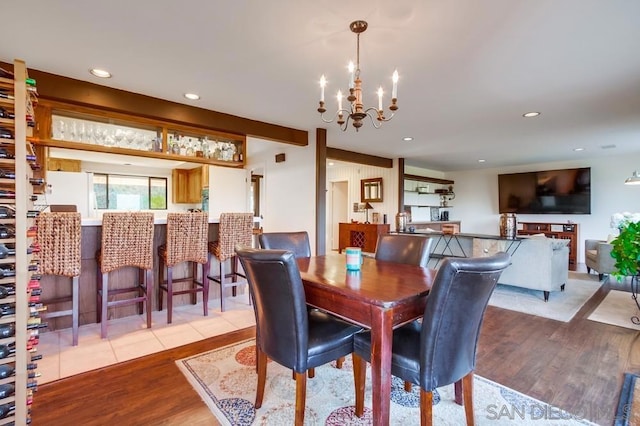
(361, 177, 383, 202)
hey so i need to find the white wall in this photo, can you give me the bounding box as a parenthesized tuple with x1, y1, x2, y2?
(207, 166, 248, 218)
(326, 161, 398, 225)
(446, 153, 640, 263)
(245, 136, 316, 253)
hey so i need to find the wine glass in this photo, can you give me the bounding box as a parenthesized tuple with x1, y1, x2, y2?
(54, 119, 65, 140)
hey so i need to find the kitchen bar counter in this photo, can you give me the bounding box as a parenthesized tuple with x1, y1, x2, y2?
(80, 215, 260, 226)
(41, 217, 257, 331)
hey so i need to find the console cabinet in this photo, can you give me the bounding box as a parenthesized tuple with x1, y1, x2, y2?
(338, 223, 390, 253)
(518, 222, 578, 271)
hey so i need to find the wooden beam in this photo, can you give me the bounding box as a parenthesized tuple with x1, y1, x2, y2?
(403, 174, 454, 185)
(326, 147, 393, 168)
(316, 129, 327, 256)
(398, 157, 405, 213)
(2, 61, 307, 147)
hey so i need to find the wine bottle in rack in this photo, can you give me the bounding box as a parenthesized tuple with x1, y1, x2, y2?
(0, 402, 14, 419)
(0, 170, 16, 179)
(0, 364, 14, 379)
(0, 304, 15, 318)
(0, 344, 15, 359)
(0, 107, 15, 119)
(0, 285, 15, 299)
(0, 267, 16, 278)
(0, 323, 15, 338)
(0, 225, 15, 238)
(0, 148, 14, 159)
(0, 190, 16, 200)
(0, 243, 16, 259)
(0, 206, 16, 219)
(0, 383, 15, 399)
(0, 128, 13, 140)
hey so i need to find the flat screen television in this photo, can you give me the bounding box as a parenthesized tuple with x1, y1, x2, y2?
(498, 167, 591, 214)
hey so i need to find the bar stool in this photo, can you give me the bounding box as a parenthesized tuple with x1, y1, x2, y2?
(96, 212, 154, 339)
(36, 212, 81, 346)
(158, 212, 210, 323)
(207, 212, 253, 312)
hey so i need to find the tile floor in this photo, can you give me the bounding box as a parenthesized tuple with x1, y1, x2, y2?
(36, 294, 255, 384)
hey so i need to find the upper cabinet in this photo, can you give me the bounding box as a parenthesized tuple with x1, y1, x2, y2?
(32, 100, 246, 168)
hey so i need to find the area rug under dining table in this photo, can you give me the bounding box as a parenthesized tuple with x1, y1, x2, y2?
(176, 339, 598, 425)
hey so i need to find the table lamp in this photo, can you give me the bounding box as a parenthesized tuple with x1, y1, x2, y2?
(364, 202, 374, 224)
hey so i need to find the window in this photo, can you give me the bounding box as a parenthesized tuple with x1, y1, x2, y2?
(94, 173, 167, 210)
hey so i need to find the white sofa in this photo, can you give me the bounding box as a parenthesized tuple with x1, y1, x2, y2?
(430, 233, 569, 301)
(496, 236, 570, 301)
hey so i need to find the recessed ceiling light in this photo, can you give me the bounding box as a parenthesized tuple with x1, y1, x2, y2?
(522, 111, 541, 118)
(328, 162, 335, 166)
(402, 137, 414, 141)
(478, 159, 486, 163)
(89, 68, 112, 78)
(184, 93, 200, 100)
(573, 147, 585, 152)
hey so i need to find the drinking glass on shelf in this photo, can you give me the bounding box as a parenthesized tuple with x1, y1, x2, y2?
(69, 120, 77, 142)
(54, 119, 66, 140)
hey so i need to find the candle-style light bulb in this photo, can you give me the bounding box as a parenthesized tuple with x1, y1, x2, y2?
(348, 62, 355, 89)
(337, 90, 343, 111)
(392, 69, 399, 99)
(377, 87, 383, 111)
(320, 75, 326, 102)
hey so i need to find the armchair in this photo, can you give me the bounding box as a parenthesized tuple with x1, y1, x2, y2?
(585, 239, 616, 280)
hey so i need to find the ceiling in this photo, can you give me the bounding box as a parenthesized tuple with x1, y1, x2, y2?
(2, 0, 640, 171)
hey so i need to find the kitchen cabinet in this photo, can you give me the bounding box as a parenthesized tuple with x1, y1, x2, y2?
(172, 166, 207, 204)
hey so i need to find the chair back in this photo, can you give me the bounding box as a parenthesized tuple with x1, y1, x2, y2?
(258, 231, 311, 258)
(215, 213, 254, 261)
(375, 234, 433, 267)
(419, 252, 510, 390)
(235, 247, 310, 371)
(165, 212, 208, 266)
(100, 212, 154, 273)
(36, 212, 81, 277)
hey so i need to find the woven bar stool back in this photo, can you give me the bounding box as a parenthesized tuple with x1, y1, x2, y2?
(96, 212, 154, 339)
(207, 212, 253, 311)
(36, 212, 82, 346)
(158, 212, 210, 323)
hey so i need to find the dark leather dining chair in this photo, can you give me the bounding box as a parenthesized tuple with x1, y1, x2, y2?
(375, 233, 433, 267)
(235, 247, 362, 426)
(353, 252, 511, 426)
(258, 231, 311, 258)
(258, 230, 345, 372)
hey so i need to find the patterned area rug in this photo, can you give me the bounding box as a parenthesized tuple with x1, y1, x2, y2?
(588, 290, 640, 330)
(176, 339, 597, 425)
(488, 272, 602, 322)
(615, 373, 640, 426)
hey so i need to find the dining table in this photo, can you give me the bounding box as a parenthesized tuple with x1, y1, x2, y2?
(296, 252, 436, 425)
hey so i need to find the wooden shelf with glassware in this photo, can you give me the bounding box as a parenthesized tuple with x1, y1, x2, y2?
(29, 100, 246, 168)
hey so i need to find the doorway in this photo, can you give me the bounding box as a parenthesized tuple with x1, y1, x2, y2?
(328, 180, 348, 251)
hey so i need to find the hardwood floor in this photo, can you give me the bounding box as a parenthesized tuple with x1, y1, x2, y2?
(31, 279, 638, 425)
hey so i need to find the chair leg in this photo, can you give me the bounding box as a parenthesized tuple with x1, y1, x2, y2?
(96, 270, 102, 324)
(220, 260, 227, 312)
(420, 389, 434, 426)
(255, 347, 267, 408)
(190, 261, 197, 305)
(336, 357, 344, 369)
(353, 353, 366, 417)
(138, 268, 145, 315)
(71, 276, 79, 346)
(145, 269, 152, 329)
(158, 256, 165, 311)
(294, 371, 307, 426)
(167, 265, 174, 324)
(101, 272, 109, 339)
(405, 381, 412, 392)
(462, 372, 475, 426)
(231, 256, 238, 297)
(202, 259, 210, 317)
(308, 368, 315, 379)
(586, 266, 591, 274)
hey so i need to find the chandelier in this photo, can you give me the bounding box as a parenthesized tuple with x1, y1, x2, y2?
(317, 20, 398, 131)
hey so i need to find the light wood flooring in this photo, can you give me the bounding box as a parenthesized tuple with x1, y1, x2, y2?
(31, 275, 640, 425)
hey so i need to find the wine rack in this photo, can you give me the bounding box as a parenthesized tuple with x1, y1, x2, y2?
(0, 59, 39, 425)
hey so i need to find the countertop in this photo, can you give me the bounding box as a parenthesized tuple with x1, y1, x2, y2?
(80, 215, 260, 226)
